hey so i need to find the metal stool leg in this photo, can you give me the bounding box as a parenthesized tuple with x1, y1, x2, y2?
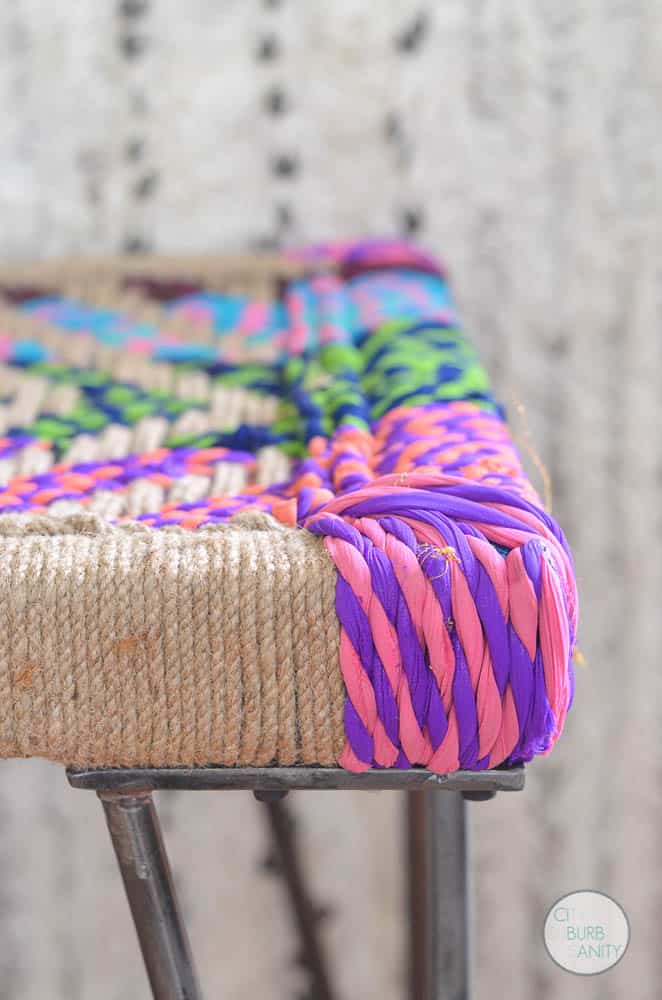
(407, 790, 471, 1000)
(100, 790, 202, 1000)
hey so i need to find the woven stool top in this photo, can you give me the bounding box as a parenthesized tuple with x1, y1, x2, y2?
(0, 239, 577, 771)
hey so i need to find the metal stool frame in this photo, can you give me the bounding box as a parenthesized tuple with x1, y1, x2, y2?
(67, 765, 524, 1000)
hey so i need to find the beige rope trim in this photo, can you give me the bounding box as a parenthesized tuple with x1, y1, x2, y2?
(0, 251, 324, 292)
(0, 511, 344, 767)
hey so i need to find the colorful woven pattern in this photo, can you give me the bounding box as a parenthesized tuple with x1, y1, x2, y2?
(0, 239, 577, 770)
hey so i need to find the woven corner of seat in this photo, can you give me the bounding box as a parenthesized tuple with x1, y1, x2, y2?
(0, 239, 578, 773)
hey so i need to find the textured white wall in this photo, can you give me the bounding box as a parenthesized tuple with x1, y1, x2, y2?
(0, 2, 660, 998)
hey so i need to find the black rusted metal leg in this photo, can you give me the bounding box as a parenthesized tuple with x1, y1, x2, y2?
(100, 790, 202, 1000)
(407, 790, 471, 1000)
(257, 792, 337, 1000)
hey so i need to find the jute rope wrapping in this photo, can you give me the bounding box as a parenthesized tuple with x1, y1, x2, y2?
(0, 512, 344, 766)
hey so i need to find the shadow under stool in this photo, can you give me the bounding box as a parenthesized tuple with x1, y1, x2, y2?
(67, 764, 524, 1000)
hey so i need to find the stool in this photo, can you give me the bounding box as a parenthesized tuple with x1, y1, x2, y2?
(0, 237, 576, 999)
(67, 765, 524, 999)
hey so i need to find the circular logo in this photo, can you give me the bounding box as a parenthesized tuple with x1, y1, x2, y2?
(543, 891, 629, 975)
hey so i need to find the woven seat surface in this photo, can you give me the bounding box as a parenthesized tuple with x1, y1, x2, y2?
(0, 239, 577, 770)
